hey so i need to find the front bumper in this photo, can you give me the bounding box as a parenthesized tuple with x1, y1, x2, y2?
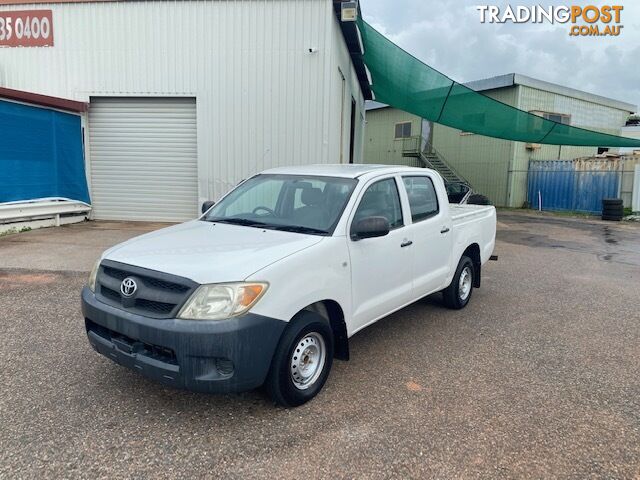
(81, 287, 287, 393)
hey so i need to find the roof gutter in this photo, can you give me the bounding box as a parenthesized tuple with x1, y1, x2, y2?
(0, 87, 88, 113)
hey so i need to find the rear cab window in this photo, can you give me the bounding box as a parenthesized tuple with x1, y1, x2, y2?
(402, 176, 439, 222)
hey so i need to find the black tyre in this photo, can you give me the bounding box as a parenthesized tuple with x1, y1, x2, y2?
(602, 198, 623, 206)
(442, 255, 475, 309)
(602, 214, 623, 222)
(265, 311, 334, 407)
(602, 210, 624, 217)
(603, 204, 624, 211)
(467, 194, 491, 205)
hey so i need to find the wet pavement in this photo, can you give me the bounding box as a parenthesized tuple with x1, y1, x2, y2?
(1, 211, 639, 479)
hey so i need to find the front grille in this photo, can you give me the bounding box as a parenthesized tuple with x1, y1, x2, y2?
(95, 260, 198, 319)
(135, 298, 175, 315)
(144, 277, 190, 293)
(102, 266, 128, 281)
(101, 286, 121, 303)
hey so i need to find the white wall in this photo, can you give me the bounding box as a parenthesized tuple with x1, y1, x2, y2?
(0, 0, 365, 204)
(329, 12, 366, 165)
(620, 126, 640, 155)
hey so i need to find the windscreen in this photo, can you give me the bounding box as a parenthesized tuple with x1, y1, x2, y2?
(204, 174, 358, 235)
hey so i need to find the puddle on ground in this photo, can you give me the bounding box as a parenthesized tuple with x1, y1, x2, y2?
(497, 230, 585, 251)
(603, 227, 618, 244)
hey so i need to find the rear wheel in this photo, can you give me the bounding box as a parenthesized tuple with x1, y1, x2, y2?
(265, 311, 334, 407)
(442, 255, 475, 309)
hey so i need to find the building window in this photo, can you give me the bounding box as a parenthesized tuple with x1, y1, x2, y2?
(395, 122, 412, 139)
(531, 110, 571, 125)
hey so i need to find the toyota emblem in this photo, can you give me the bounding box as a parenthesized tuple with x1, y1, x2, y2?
(120, 277, 138, 297)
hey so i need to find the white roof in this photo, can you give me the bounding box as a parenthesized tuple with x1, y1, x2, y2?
(261, 164, 427, 179)
(465, 73, 636, 113)
(365, 101, 390, 111)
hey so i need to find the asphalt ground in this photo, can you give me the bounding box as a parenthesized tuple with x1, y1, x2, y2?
(1, 212, 639, 479)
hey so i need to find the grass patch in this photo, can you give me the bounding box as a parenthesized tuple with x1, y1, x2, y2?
(0, 226, 33, 238)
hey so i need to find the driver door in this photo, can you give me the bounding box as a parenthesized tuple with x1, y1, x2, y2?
(347, 176, 414, 333)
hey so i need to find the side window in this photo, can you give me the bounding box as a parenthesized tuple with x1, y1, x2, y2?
(403, 176, 439, 222)
(353, 178, 404, 230)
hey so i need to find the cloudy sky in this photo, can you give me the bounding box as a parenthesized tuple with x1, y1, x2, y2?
(360, 0, 640, 113)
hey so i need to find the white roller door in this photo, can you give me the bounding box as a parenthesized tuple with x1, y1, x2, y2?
(88, 97, 198, 221)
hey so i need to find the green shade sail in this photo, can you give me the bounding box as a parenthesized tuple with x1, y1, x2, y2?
(358, 19, 640, 148)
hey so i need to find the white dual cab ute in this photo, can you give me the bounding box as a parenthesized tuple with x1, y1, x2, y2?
(82, 165, 496, 406)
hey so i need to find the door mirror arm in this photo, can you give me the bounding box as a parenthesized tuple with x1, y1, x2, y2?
(201, 201, 215, 214)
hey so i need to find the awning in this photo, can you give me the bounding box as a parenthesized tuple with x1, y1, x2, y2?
(359, 19, 640, 148)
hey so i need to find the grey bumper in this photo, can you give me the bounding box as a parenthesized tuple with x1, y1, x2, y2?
(81, 287, 287, 393)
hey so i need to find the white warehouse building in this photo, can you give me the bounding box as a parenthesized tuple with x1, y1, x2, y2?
(0, 0, 371, 221)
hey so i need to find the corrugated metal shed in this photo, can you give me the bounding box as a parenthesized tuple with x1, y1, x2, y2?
(0, 0, 366, 217)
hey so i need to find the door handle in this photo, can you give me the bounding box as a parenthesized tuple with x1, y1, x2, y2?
(440, 227, 450, 234)
(400, 240, 413, 248)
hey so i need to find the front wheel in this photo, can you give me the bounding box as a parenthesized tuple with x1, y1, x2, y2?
(442, 255, 474, 309)
(265, 311, 334, 407)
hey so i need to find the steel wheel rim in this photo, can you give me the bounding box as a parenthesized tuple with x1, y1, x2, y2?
(459, 266, 472, 301)
(290, 332, 326, 390)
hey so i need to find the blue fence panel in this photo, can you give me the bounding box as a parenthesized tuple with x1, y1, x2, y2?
(573, 168, 620, 213)
(528, 160, 620, 214)
(0, 99, 90, 204)
(528, 161, 576, 211)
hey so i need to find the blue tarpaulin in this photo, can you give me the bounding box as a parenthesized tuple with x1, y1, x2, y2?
(0, 99, 90, 204)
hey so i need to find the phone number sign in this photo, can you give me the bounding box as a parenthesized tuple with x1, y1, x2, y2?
(0, 10, 54, 47)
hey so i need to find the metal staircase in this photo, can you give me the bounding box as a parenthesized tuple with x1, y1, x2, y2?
(400, 136, 469, 185)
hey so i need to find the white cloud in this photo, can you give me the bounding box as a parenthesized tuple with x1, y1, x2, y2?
(360, 0, 640, 112)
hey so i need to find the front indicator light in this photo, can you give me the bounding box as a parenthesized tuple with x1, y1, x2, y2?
(177, 282, 268, 321)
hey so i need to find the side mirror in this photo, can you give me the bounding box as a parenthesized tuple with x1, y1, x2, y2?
(201, 201, 215, 214)
(351, 216, 390, 241)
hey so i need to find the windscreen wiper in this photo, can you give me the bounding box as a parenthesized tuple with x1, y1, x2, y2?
(207, 218, 328, 235)
(266, 225, 329, 235)
(206, 217, 270, 228)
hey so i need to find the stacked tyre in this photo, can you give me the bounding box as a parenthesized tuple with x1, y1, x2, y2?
(467, 193, 491, 205)
(602, 198, 624, 221)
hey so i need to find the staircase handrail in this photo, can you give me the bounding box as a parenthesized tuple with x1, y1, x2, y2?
(422, 140, 470, 185)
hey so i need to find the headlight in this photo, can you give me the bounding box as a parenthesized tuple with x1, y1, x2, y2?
(177, 282, 268, 321)
(88, 258, 101, 292)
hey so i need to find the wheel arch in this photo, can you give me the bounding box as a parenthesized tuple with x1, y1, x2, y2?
(462, 243, 482, 288)
(302, 300, 349, 361)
